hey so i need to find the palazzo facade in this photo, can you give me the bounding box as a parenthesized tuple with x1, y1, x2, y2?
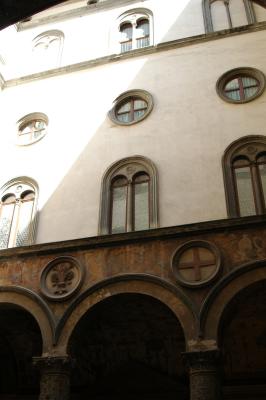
(0, 0, 266, 399)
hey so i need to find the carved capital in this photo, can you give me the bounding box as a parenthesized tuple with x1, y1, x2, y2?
(33, 355, 73, 374)
(183, 350, 222, 400)
(183, 349, 220, 372)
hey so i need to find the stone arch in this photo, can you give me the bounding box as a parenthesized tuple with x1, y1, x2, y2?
(200, 259, 266, 343)
(56, 274, 198, 353)
(0, 286, 55, 352)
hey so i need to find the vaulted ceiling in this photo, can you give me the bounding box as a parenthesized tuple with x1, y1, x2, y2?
(0, 0, 266, 30)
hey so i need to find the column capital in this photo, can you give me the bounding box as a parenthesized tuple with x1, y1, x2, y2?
(183, 349, 220, 372)
(33, 355, 73, 373)
(33, 356, 72, 400)
(183, 349, 222, 400)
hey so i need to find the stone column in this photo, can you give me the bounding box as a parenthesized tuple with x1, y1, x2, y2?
(183, 349, 222, 400)
(33, 355, 72, 400)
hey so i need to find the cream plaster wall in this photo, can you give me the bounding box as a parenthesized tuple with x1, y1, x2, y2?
(0, 26, 266, 243)
(1, 0, 266, 80)
(0, 0, 207, 79)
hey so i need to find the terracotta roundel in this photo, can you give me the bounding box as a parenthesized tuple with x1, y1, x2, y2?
(172, 240, 221, 288)
(40, 256, 85, 301)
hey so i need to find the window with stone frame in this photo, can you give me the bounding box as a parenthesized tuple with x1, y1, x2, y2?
(203, 0, 256, 32)
(99, 156, 158, 235)
(108, 89, 153, 126)
(223, 136, 266, 217)
(33, 30, 64, 70)
(216, 68, 265, 104)
(118, 9, 153, 53)
(17, 113, 48, 146)
(0, 179, 38, 249)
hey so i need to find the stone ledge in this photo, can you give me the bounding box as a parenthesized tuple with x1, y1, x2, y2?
(0, 214, 265, 259)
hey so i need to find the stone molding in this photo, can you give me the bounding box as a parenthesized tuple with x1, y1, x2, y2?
(16, 0, 148, 31)
(0, 214, 265, 259)
(55, 273, 197, 345)
(200, 258, 266, 337)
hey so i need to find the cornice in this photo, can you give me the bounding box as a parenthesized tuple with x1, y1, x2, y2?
(3, 21, 266, 89)
(16, 0, 147, 31)
(0, 214, 265, 259)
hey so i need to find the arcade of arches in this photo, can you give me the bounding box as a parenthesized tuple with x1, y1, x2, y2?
(0, 217, 265, 399)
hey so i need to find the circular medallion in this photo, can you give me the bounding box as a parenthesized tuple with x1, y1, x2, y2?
(40, 256, 84, 301)
(171, 241, 221, 288)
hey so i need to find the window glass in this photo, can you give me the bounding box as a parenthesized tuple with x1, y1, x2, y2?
(133, 173, 150, 231)
(15, 191, 35, 247)
(136, 19, 150, 48)
(234, 166, 256, 216)
(19, 120, 46, 143)
(120, 23, 133, 53)
(17, 115, 48, 146)
(0, 195, 16, 249)
(224, 76, 259, 101)
(116, 98, 148, 123)
(0, 183, 37, 249)
(111, 177, 128, 234)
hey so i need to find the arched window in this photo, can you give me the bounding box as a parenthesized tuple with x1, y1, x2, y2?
(0, 178, 38, 249)
(17, 112, 48, 146)
(203, 0, 256, 32)
(117, 9, 153, 53)
(120, 23, 133, 53)
(223, 136, 266, 217)
(99, 156, 158, 234)
(33, 30, 64, 70)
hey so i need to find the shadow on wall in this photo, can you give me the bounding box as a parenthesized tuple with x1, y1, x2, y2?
(33, 0, 266, 243)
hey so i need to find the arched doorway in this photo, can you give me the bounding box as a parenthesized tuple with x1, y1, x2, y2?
(219, 281, 266, 399)
(69, 293, 188, 400)
(0, 304, 42, 399)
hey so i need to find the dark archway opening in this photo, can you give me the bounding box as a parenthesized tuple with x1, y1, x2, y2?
(0, 304, 42, 399)
(219, 280, 266, 399)
(69, 293, 188, 400)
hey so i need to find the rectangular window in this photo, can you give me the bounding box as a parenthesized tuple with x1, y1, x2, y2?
(235, 167, 256, 216)
(259, 163, 266, 206)
(0, 203, 15, 249)
(134, 181, 149, 231)
(15, 200, 34, 247)
(111, 186, 127, 234)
